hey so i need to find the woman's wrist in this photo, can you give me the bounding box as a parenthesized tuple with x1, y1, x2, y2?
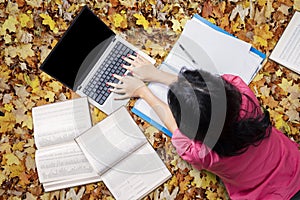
(151, 69, 178, 85)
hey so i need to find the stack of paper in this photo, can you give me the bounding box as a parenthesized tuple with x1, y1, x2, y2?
(132, 14, 266, 137)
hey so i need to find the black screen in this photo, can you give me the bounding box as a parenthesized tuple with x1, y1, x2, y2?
(40, 6, 115, 89)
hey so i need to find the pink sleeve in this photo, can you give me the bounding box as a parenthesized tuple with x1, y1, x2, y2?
(222, 74, 262, 118)
(171, 129, 220, 170)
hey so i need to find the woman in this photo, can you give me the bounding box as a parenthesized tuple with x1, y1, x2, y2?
(107, 54, 300, 199)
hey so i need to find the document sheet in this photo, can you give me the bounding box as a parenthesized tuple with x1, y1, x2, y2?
(270, 11, 300, 74)
(32, 97, 101, 192)
(76, 107, 172, 200)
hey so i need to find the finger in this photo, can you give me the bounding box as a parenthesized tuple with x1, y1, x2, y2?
(121, 64, 133, 71)
(127, 54, 137, 60)
(109, 88, 125, 94)
(112, 74, 123, 81)
(106, 82, 122, 89)
(122, 56, 134, 64)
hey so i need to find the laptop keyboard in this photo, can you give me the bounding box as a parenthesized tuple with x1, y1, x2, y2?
(83, 41, 136, 105)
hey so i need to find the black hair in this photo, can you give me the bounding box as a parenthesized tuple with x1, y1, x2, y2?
(167, 68, 271, 157)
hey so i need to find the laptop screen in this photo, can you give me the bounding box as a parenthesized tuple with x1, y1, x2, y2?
(40, 6, 115, 89)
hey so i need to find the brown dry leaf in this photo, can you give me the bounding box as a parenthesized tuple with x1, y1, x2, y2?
(254, 7, 266, 25)
(286, 109, 300, 122)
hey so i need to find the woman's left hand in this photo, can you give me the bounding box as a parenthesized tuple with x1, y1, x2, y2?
(107, 74, 147, 100)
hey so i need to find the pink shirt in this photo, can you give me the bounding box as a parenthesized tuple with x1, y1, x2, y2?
(171, 74, 300, 199)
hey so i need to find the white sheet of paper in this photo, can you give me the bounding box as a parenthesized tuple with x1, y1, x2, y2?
(75, 107, 147, 175)
(101, 143, 171, 200)
(270, 11, 300, 74)
(32, 97, 92, 149)
(35, 141, 100, 183)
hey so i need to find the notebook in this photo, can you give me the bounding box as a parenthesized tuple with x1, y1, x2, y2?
(40, 5, 155, 114)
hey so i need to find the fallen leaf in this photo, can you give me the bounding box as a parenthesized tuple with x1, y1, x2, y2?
(39, 13, 58, 33)
(159, 184, 179, 199)
(25, 0, 43, 8)
(19, 13, 34, 28)
(3, 153, 21, 165)
(133, 13, 150, 30)
(1, 15, 19, 34)
(0, 112, 16, 132)
(189, 169, 202, 187)
(171, 18, 181, 32)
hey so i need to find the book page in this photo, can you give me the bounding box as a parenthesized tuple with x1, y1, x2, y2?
(32, 97, 92, 149)
(35, 141, 100, 184)
(75, 106, 147, 175)
(101, 143, 171, 200)
(42, 175, 101, 192)
(270, 11, 300, 74)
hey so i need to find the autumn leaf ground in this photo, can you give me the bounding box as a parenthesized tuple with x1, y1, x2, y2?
(0, 0, 299, 199)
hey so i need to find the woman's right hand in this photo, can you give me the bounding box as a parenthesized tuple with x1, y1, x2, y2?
(122, 54, 159, 82)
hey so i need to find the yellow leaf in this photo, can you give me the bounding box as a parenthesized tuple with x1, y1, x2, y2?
(189, 169, 202, 187)
(4, 34, 12, 44)
(1, 15, 18, 34)
(25, 0, 43, 8)
(206, 189, 218, 200)
(17, 44, 35, 60)
(0, 143, 12, 153)
(22, 114, 33, 130)
(110, 13, 127, 28)
(274, 114, 291, 134)
(48, 81, 63, 93)
(3, 153, 20, 165)
(253, 35, 268, 47)
(12, 142, 26, 151)
(171, 19, 181, 32)
(265, 0, 275, 18)
(275, 69, 283, 77)
(45, 91, 56, 102)
(295, 0, 300, 11)
(19, 13, 34, 28)
(25, 75, 41, 93)
(278, 78, 293, 92)
(4, 104, 14, 112)
(0, 172, 7, 185)
(0, 112, 16, 132)
(39, 13, 57, 32)
(201, 171, 217, 189)
(133, 13, 149, 30)
(257, 0, 267, 7)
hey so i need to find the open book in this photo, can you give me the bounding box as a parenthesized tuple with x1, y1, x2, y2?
(132, 14, 266, 137)
(75, 106, 171, 200)
(32, 97, 101, 192)
(269, 11, 300, 74)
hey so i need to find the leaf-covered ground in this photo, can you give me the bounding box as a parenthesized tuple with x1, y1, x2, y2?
(0, 0, 299, 199)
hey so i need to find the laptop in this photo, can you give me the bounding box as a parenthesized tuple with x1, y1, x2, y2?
(40, 5, 155, 114)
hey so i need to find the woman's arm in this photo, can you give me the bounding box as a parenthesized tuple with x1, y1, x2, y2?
(122, 54, 177, 86)
(107, 75, 178, 133)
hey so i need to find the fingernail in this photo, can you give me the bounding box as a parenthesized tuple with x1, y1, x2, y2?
(121, 64, 124, 67)
(122, 74, 125, 77)
(112, 74, 114, 77)
(121, 56, 125, 59)
(127, 54, 131, 56)
(108, 89, 111, 92)
(106, 82, 109, 86)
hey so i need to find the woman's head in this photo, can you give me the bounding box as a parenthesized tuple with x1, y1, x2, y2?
(167, 68, 271, 157)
